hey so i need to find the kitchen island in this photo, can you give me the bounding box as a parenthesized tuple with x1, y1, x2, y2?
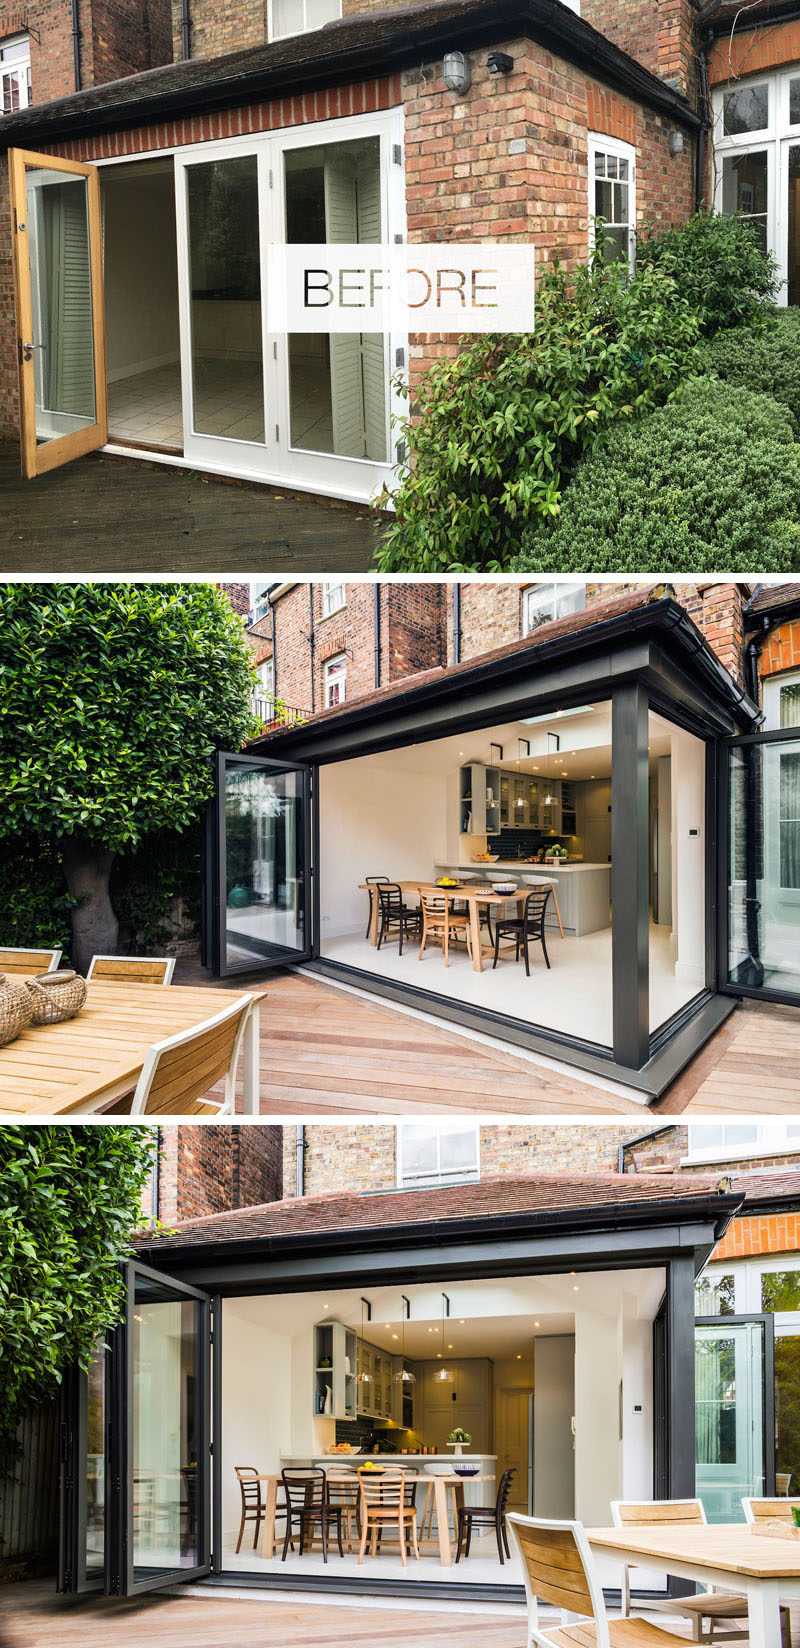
(434, 860, 611, 936)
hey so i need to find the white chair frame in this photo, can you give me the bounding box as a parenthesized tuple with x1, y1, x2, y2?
(0, 945, 62, 972)
(87, 954, 176, 984)
(506, 1512, 613, 1648)
(742, 1496, 800, 1522)
(129, 993, 253, 1117)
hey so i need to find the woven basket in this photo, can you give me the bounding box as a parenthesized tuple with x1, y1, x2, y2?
(26, 970, 87, 1027)
(0, 973, 35, 1046)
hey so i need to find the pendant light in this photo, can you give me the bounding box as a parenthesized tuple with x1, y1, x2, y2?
(434, 1292, 455, 1384)
(544, 731, 559, 807)
(358, 1297, 372, 1386)
(393, 1294, 416, 1382)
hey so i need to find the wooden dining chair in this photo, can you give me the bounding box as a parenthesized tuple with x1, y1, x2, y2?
(507, 1513, 694, 1648)
(456, 1467, 515, 1564)
(492, 887, 551, 975)
(742, 1496, 800, 1521)
(128, 993, 254, 1116)
(0, 946, 62, 975)
(364, 875, 391, 940)
(87, 955, 176, 984)
(357, 1468, 419, 1567)
(612, 1499, 762, 1644)
(281, 1467, 343, 1562)
(418, 890, 472, 966)
(234, 1465, 291, 1554)
(326, 1467, 361, 1551)
(521, 874, 565, 937)
(376, 883, 420, 954)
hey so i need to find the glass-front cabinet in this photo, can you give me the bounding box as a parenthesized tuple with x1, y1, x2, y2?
(355, 1338, 394, 1420)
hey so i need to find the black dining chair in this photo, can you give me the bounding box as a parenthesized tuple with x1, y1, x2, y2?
(365, 874, 391, 939)
(455, 1466, 516, 1564)
(281, 1467, 343, 1562)
(376, 883, 420, 955)
(492, 887, 551, 976)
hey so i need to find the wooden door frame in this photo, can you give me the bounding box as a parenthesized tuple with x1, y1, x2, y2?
(9, 146, 107, 477)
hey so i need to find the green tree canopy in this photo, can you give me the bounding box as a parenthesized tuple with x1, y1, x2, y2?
(0, 1127, 156, 1456)
(0, 584, 260, 969)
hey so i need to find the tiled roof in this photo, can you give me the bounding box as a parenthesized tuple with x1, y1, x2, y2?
(139, 1170, 740, 1253)
(727, 1169, 800, 1205)
(745, 584, 800, 620)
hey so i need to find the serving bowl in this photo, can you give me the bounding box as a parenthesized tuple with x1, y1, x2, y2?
(492, 882, 519, 895)
(453, 1464, 480, 1477)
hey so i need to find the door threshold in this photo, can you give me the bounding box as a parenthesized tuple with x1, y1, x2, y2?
(107, 434, 184, 457)
(101, 442, 392, 510)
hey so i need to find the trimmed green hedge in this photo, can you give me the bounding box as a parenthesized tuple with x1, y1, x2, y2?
(705, 309, 800, 423)
(513, 380, 800, 574)
(636, 210, 779, 335)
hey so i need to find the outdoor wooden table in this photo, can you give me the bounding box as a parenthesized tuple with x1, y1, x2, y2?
(587, 1523, 800, 1648)
(0, 978, 265, 1116)
(258, 1469, 494, 1566)
(360, 880, 528, 974)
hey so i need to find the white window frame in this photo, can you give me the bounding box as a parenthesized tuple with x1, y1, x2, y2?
(256, 658, 274, 696)
(763, 668, 800, 731)
(249, 581, 274, 623)
(321, 580, 346, 619)
(684, 1122, 800, 1165)
(324, 652, 347, 707)
(587, 133, 636, 270)
(709, 67, 800, 304)
(698, 1254, 800, 1327)
(0, 34, 32, 115)
(268, 0, 342, 43)
(396, 1122, 480, 1190)
(522, 580, 586, 635)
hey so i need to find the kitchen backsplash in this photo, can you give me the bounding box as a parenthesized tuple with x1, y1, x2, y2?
(491, 827, 568, 859)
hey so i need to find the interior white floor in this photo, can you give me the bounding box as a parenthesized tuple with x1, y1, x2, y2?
(107, 357, 337, 451)
(321, 920, 701, 1046)
(108, 363, 183, 447)
(223, 1529, 517, 1585)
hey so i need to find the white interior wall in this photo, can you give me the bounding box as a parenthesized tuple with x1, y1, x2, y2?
(671, 727, 707, 983)
(318, 757, 448, 941)
(221, 1302, 294, 1546)
(103, 167, 180, 381)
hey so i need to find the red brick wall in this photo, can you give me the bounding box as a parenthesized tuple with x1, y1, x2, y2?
(171, 0, 266, 63)
(714, 1212, 800, 1261)
(220, 581, 251, 618)
(582, 0, 698, 98)
(759, 618, 800, 681)
(157, 1124, 282, 1223)
(0, 0, 172, 104)
(708, 17, 800, 85)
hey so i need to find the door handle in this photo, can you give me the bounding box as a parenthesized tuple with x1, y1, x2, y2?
(20, 341, 45, 362)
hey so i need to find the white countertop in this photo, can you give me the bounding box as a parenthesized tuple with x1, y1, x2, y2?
(436, 860, 611, 874)
(282, 1452, 496, 1464)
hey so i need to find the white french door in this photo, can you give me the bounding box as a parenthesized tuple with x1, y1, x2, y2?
(173, 108, 404, 503)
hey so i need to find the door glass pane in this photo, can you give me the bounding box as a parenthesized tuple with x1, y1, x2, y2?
(24, 167, 97, 446)
(722, 82, 769, 134)
(86, 1346, 105, 1579)
(695, 1322, 765, 1521)
(728, 739, 800, 997)
(791, 78, 800, 125)
(775, 1334, 800, 1495)
(788, 145, 800, 307)
(284, 136, 387, 462)
(186, 156, 265, 444)
(762, 1270, 800, 1312)
(133, 1274, 201, 1581)
(720, 151, 768, 251)
(224, 762, 307, 968)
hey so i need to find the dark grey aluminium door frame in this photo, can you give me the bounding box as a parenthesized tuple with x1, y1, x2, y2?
(205, 750, 314, 979)
(255, 603, 758, 1098)
(717, 724, 800, 1007)
(58, 1354, 107, 1594)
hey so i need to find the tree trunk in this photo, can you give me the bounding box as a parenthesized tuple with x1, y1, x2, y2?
(61, 836, 118, 976)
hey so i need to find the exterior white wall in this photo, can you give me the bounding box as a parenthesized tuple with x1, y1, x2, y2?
(318, 756, 448, 940)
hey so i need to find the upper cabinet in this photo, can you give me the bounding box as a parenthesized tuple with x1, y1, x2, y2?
(460, 763, 500, 835)
(314, 1320, 357, 1419)
(461, 763, 567, 833)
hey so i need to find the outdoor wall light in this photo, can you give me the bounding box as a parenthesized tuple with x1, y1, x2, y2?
(668, 129, 684, 156)
(443, 50, 472, 94)
(487, 50, 514, 74)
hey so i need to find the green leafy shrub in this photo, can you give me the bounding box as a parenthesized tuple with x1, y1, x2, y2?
(514, 380, 800, 574)
(0, 838, 76, 956)
(637, 210, 779, 335)
(0, 1127, 155, 1458)
(704, 309, 800, 421)
(374, 249, 703, 572)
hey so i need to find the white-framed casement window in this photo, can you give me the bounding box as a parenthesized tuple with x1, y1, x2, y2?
(708, 68, 800, 302)
(763, 669, 800, 731)
(268, 0, 341, 43)
(588, 134, 636, 269)
(1, 35, 31, 114)
(255, 658, 275, 706)
(249, 582, 274, 624)
(324, 652, 347, 707)
(396, 1122, 480, 1189)
(523, 581, 586, 635)
(321, 580, 346, 619)
(685, 1122, 800, 1164)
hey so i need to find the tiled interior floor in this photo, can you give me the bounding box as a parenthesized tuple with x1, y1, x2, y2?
(107, 357, 337, 451)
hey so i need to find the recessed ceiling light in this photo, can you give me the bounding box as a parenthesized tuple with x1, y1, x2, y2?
(459, 1319, 465, 1324)
(534, 1320, 540, 1327)
(392, 1333, 399, 1340)
(437, 1352, 442, 1359)
(385, 1323, 390, 1329)
(573, 1285, 580, 1293)
(516, 1354, 522, 1360)
(448, 1343, 453, 1349)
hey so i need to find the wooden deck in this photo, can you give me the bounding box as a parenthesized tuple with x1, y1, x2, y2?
(175, 966, 800, 1115)
(0, 1579, 526, 1648)
(0, 445, 381, 573)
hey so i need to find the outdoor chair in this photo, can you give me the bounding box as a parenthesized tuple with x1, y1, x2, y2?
(507, 1512, 700, 1648)
(743, 1496, 800, 1522)
(87, 954, 176, 984)
(492, 887, 551, 975)
(611, 1499, 780, 1645)
(281, 1467, 343, 1562)
(418, 890, 472, 966)
(364, 875, 391, 940)
(376, 882, 420, 955)
(456, 1465, 515, 1564)
(234, 1465, 291, 1554)
(128, 993, 253, 1116)
(357, 1467, 420, 1567)
(0, 946, 62, 975)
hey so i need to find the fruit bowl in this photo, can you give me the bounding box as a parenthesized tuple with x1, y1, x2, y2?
(473, 853, 499, 863)
(436, 878, 459, 888)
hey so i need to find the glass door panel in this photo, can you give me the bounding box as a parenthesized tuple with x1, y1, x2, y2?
(58, 1341, 108, 1593)
(720, 149, 770, 252)
(207, 753, 313, 976)
(787, 144, 800, 306)
(185, 155, 265, 444)
(727, 733, 800, 999)
(284, 134, 387, 463)
(695, 1319, 769, 1521)
(775, 1333, 800, 1494)
(9, 149, 107, 477)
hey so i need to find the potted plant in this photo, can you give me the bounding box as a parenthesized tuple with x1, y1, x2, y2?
(447, 1427, 472, 1456)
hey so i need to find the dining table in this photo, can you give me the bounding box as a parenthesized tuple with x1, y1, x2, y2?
(258, 1467, 496, 1566)
(587, 1522, 800, 1648)
(0, 977, 265, 1115)
(360, 880, 528, 974)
